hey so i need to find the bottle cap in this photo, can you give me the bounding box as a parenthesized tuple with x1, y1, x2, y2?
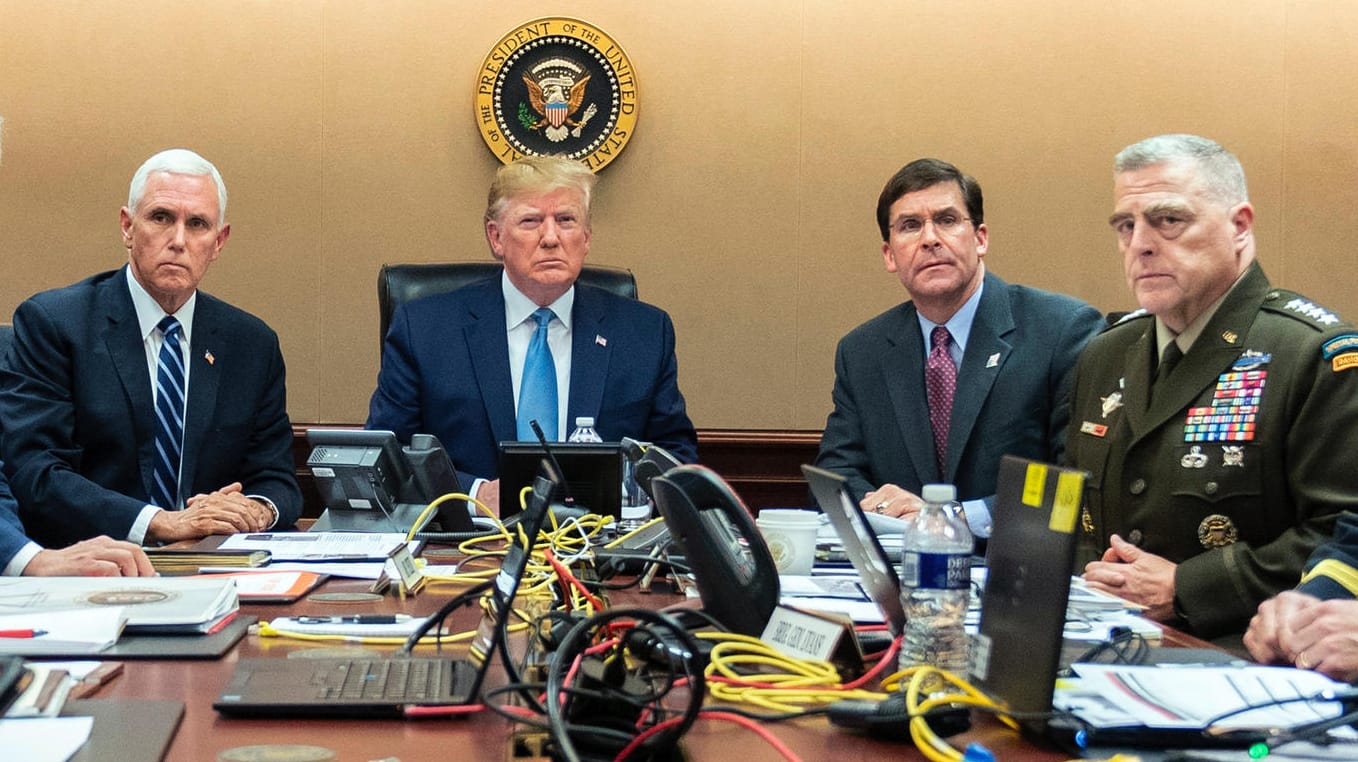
(574, 416, 595, 427)
(921, 483, 956, 503)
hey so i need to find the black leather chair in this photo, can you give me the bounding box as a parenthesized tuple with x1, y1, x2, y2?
(376, 262, 637, 350)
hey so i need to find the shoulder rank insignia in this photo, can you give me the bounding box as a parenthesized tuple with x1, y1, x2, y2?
(1270, 296, 1343, 327)
(1109, 308, 1149, 328)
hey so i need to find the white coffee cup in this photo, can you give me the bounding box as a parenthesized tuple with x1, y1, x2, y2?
(756, 509, 820, 575)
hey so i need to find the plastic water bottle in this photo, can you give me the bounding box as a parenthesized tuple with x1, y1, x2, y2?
(898, 483, 973, 675)
(567, 417, 603, 443)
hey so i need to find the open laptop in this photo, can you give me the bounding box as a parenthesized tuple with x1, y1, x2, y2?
(214, 460, 559, 718)
(802, 464, 907, 636)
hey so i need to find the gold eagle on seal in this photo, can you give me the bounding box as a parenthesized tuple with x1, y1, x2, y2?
(522, 57, 597, 142)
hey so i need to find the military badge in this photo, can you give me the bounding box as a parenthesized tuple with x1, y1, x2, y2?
(1282, 298, 1340, 326)
(475, 17, 638, 171)
(1198, 514, 1239, 548)
(1080, 421, 1107, 437)
(1221, 446, 1244, 467)
(1322, 334, 1358, 359)
(1180, 445, 1208, 468)
(1100, 391, 1123, 419)
(1333, 353, 1358, 373)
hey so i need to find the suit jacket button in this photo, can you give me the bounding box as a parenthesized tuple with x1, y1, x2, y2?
(1129, 478, 1147, 495)
(1204, 481, 1219, 495)
(1128, 529, 1144, 545)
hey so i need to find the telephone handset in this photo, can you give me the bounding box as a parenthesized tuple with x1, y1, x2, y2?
(650, 465, 780, 636)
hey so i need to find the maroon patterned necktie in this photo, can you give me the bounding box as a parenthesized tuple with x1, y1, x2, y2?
(926, 325, 956, 479)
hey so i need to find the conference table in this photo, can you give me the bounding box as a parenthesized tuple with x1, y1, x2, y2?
(73, 552, 1209, 761)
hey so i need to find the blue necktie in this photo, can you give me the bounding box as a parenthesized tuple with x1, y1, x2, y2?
(153, 316, 186, 510)
(517, 308, 558, 440)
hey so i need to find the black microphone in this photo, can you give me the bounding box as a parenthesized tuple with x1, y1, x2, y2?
(529, 419, 576, 508)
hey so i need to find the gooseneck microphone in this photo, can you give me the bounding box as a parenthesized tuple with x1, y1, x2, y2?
(528, 419, 576, 507)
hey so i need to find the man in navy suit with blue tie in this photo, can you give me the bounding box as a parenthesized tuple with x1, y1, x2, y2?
(0, 149, 301, 548)
(815, 158, 1103, 539)
(367, 155, 697, 512)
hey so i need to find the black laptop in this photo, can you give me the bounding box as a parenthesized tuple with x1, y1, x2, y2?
(802, 464, 907, 636)
(213, 460, 559, 718)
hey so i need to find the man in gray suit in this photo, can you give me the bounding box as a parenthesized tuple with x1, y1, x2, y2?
(815, 158, 1103, 538)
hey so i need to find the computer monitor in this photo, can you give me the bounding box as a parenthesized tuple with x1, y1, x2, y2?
(496, 441, 623, 517)
(306, 429, 473, 533)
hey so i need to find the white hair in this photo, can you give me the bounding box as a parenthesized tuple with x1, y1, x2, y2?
(127, 148, 228, 225)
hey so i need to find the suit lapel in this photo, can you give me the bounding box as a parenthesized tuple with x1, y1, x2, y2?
(181, 297, 222, 501)
(882, 305, 939, 482)
(465, 284, 517, 444)
(946, 277, 1013, 479)
(100, 275, 157, 499)
(568, 287, 608, 423)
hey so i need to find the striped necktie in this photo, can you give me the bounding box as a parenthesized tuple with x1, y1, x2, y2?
(517, 308, 558, 440)
(153, 316, 186, 510)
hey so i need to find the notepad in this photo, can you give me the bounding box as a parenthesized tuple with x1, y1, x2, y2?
(0, 609, 126, 656)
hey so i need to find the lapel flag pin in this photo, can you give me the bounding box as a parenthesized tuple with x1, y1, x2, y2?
(205, 350, 215, 365)
(596, 335, 607, 347)
(986, 352, 1000, 368)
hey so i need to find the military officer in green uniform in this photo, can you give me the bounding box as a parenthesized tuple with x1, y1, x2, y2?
(1069, 134, 1358, 642)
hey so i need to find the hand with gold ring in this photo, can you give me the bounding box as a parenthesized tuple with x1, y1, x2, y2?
(1244, 590, 1323, 666)
(874, 501, 889, 514)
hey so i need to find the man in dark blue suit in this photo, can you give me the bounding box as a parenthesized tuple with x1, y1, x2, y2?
(368, 155, 696, 512)
(0, 149, 301, 547)
(1, 464, 153, 576)
(815, 158, 1103, 538)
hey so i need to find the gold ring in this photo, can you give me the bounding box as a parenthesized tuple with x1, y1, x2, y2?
(875, 502, 888, 514)
(1298, 651, 1313, 670)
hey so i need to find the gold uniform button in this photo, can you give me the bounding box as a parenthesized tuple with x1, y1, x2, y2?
(1130, 478, 1147, 495)
(1128, 529, 1144, 545)
(1204, 481, 1219, 495)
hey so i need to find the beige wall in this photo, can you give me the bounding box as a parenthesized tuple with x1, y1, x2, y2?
(2, 1, 1356, 430)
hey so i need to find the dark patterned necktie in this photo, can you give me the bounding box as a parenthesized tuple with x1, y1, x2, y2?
(926, 326, 956, 479)
(153, 316, 185, 509)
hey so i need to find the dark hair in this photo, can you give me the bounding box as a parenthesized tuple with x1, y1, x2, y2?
(875, 158, 984, 241)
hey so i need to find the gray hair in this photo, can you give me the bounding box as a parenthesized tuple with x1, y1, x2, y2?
(127, 148, 229, 225)
(1114, 134, 1248, 206)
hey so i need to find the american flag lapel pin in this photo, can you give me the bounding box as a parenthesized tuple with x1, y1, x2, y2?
(205, 350, 215, 365)
(596, 335, 607, 347)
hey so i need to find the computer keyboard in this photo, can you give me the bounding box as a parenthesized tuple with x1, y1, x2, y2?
(315, 658, 450, 701)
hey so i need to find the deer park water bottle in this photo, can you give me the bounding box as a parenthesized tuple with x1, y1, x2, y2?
(898, 483, 973, 675)
(567, 417, 603, 443)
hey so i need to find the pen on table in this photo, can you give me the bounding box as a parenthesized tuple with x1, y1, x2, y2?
(0, 629, 46, 638)
(296, 615, 412, 625)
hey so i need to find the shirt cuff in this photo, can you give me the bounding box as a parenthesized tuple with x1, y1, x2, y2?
(130, 505, 160, 545)
(961, 498, 993, 539)
(247, 495, 280, 530)
(4, 541, 43, 576)
(468, 478, 489, 518)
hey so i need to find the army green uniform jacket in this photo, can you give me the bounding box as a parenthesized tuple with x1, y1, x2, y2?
(1067, 263, 1358, 639)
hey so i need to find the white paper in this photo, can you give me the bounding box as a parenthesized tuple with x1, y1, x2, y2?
(0, 608, 125, 655)
(0, 716, 93, 762)
(219, 531, 420, 561)
(1070, 664, 1346, 730)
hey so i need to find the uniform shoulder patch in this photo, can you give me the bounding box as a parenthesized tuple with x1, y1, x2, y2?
(1262, 289, 1345, 329)
(1322, 334, 1358, 359)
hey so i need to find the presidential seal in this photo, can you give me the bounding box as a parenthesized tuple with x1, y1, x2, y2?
(474, 17, 638, 171)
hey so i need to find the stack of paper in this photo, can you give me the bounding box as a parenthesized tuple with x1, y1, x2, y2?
(0, 577, 238, 635)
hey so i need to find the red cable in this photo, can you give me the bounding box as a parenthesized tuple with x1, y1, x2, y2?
(612, 710, 803, 762)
